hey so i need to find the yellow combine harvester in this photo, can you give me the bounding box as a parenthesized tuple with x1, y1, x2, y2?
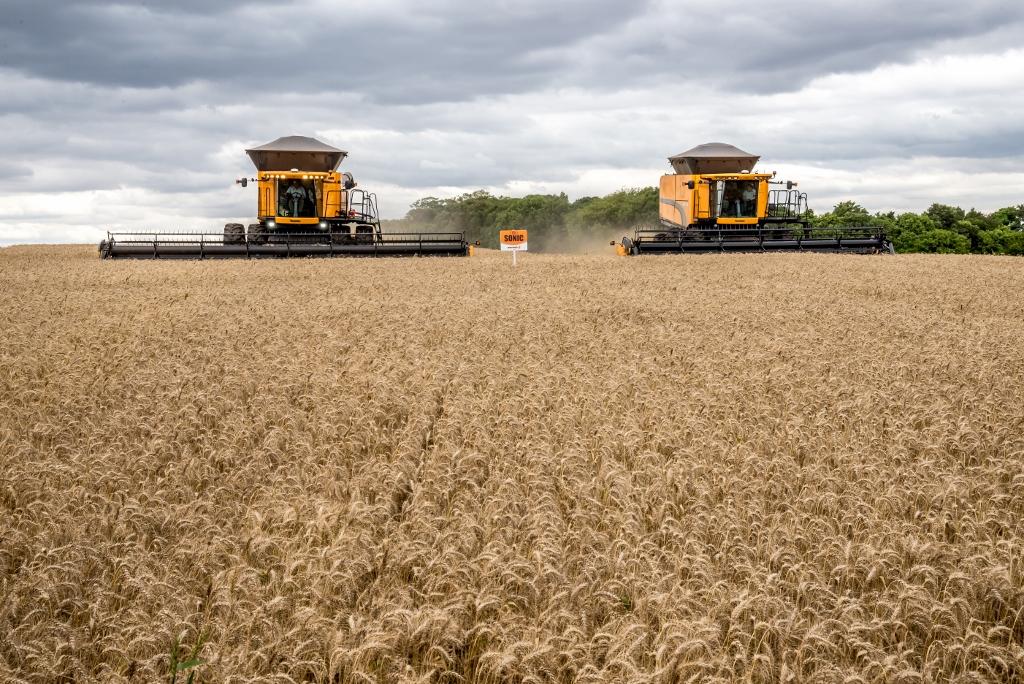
(100, 136, 470, 259)
(615, 143, 892, 255)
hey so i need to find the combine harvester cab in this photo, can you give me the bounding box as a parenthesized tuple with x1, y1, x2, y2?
(615, 143, 893, 255)
(99, 136, 470, 259)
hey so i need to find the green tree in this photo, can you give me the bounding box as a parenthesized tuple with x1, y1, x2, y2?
(872, 211, 898, 237)
(566, 187, 658, 234)
(492, 193, 571, 251)
(901, 228, 970, 254)
(951, 219, 986, 252)
(992, 205, 1024, 231)
(388, 190, 574, 250)
(979, 227, 1024, 255)
(964, 209, 999, 232)
(925, 203, 966, 230)
(887, 213, 935, 252)
(817, 201, 872, 227)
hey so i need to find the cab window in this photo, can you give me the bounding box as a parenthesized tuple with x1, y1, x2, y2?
(717, 180, 759, 218)
(277, 179, 319, 217)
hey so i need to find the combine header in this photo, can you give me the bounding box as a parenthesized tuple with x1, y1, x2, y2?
(614, 143, 893, 255)
(100, 136, 471, 259)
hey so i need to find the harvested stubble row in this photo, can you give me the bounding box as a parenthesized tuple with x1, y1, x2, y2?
(1, 245, 1023, 683)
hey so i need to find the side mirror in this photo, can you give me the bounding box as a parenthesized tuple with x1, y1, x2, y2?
(687, 181, 696, 190)
(609, 240, 616, 246)
(786, 181, 793, 190)
(236, 178, 248, 188)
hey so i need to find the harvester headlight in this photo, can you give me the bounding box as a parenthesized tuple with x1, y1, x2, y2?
(319, 221, 328, 230)
(267, 220, 276, 229)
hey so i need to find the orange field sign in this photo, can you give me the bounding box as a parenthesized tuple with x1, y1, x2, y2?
(499, 229, 528, 251)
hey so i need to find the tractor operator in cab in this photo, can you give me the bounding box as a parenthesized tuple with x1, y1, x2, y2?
(740, 182, 757, 216)
(286, 180, 307, 217)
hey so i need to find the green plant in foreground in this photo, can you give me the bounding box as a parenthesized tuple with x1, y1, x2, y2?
(168, 631, 208, 684)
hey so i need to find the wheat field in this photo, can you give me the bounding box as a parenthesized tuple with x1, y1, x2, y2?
(1, 245, 1022, 683)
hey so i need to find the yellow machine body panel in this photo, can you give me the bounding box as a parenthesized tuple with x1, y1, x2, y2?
(256, 171, 347, 226)
(659, 173, 773, 229)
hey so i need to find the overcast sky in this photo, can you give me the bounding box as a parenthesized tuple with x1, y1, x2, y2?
(1, 0, 1022, 244)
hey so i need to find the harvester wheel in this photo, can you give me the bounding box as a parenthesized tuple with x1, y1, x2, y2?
(330, 225, 348, 244)
(247, 223, 266, 245)
(224, 223, 245, 245)
(355, 224, 375, 244)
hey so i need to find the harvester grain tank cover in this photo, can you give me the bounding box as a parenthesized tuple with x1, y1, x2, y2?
(668, 142, 760, 175)
(245, 135, 348, 172)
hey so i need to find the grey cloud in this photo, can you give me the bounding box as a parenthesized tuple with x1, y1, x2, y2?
(1, 0, 1018, 113)
(1, 1, 1019, 104)
(555, 0, 1024, 95)
(0, 161, 33, 180)
(734, 2, 1019, 78)
(0, 0, 652, 103)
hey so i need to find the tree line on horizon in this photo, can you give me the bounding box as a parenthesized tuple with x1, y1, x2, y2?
(385, 188, 1024, 255)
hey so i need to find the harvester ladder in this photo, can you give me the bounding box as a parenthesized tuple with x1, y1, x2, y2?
(348, 189, 384, 240)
